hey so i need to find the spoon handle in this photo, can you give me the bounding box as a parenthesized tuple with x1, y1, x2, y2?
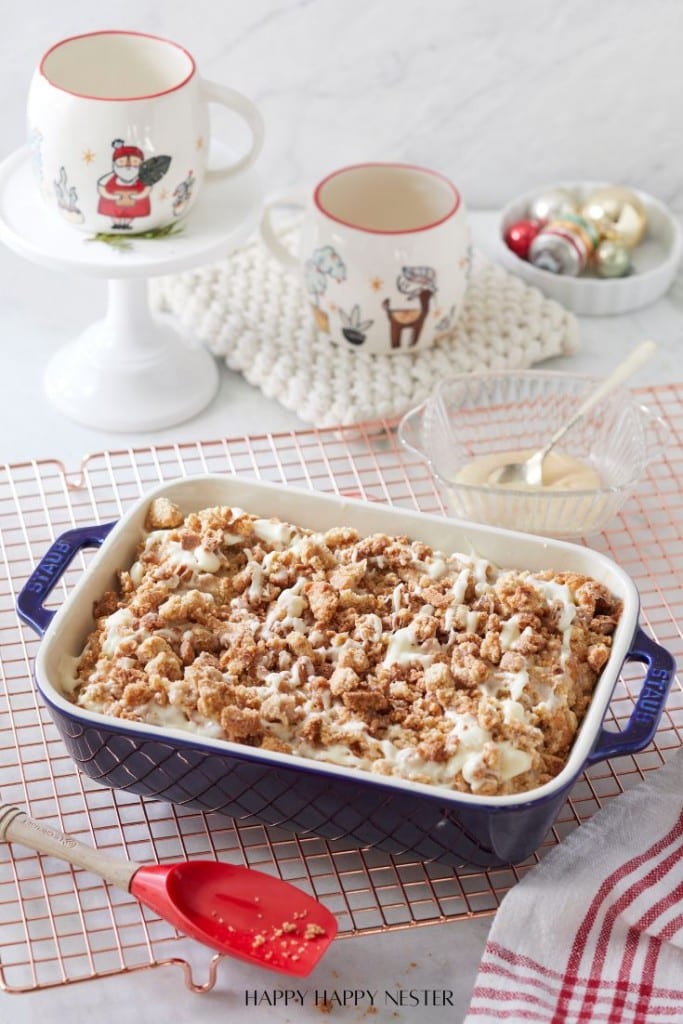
(0, 805, 138, 892)
(541, 340, 656, 457)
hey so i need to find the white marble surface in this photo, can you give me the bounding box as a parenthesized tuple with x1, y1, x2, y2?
(1, 3, 682, 1021)
(4, 1, 683, 213)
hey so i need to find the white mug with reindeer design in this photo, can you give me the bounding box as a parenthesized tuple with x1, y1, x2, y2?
(261, 163, 470, 355)
(27, 30, 264, 234)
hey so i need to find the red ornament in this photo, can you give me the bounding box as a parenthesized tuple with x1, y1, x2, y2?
(504, 219, 542, 259)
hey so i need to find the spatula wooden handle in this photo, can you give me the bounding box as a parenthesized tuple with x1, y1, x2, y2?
(0, 805, 138, 892)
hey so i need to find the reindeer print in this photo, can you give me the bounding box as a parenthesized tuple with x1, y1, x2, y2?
(382, 266, 437, 349)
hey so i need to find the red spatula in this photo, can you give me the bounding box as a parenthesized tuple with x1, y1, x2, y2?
(0, 805, 336, 976)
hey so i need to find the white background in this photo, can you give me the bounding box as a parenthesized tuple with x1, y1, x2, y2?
(3, 0, 683, 211)
(0, 2, 682, 1021)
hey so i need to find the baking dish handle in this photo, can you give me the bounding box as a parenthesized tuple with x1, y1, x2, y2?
(586, 628, 676, 765)
(17, 523, 116, 637)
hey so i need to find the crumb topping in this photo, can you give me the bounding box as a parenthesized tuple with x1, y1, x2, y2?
(70, 499, 622, 796)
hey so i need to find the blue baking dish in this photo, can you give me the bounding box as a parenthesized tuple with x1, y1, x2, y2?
(16, 476, 675, 867)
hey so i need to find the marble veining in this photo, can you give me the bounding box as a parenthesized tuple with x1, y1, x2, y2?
(3, 1, 683, 213)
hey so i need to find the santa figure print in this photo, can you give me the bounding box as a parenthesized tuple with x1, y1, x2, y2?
(97, 140, 171, 230)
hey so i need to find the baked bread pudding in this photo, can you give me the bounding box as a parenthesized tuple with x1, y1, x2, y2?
(69, 499, 622, 796)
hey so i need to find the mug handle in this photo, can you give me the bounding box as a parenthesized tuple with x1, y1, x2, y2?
(201, 80, 265, 180)
(260, 188, 308, 270)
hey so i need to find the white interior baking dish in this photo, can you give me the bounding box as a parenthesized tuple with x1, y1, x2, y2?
(17, 475, 675, 866)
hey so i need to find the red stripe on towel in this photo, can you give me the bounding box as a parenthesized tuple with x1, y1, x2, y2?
(605, 878, 683, 1023)
(485, 940, 683, 999)
(658, 910, 683, 942)
(576, 845, 683, 1019)
(550, 811, 683, 1022)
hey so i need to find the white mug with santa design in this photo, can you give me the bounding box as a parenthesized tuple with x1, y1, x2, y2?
(261, 163, 471, 355)
(27, 30, 264, 234)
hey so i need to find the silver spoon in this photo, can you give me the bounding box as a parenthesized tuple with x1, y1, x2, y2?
(490, 340, 657, 487)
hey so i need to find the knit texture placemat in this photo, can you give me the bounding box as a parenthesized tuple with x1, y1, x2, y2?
(152, 229, 580, 427)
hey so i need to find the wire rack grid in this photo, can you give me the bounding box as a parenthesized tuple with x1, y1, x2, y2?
(0, 383, 681, 995)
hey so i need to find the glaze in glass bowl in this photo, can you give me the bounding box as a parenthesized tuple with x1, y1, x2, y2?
(399, 370, 667, 537)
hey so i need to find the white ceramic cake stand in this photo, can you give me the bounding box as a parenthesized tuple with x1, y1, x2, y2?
(0, 147, 262, 431)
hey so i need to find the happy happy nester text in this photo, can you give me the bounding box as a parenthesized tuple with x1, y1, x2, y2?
(245, 989, 454, 1008)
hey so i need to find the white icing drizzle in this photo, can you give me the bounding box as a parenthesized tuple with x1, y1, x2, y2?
(505, 668, 530, 700)
(427, 557, 447, 580)
(527, 577, 576, 668)
(465, 609, 481, 634)
(502, 698, 526, 724)
(253, 518, 293, 546)
(248, 560, 264, 602)
(100, 607, 135, 656)
(165, 541, 222, 573)
(500, 615, 521, 651)
(458, 555, 492, 595)
(451, 568, 471, 604)
(383, 626, 438, 668)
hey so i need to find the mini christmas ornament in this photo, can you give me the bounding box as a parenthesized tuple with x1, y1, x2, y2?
(528, 187, 579, 224)
(581, 186, 647, 249)
(551, 213, 600, 253)
(504, 218, 542, 259)
(528, 213, 598, 277)
(528, 226, 589, 276)
(594, 239, 632, 278)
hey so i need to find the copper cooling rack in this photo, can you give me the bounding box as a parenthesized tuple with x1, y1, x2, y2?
(0, 384, 681, 995)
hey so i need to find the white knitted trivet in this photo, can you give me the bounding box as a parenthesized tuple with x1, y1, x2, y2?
(152, 230, 579, 427)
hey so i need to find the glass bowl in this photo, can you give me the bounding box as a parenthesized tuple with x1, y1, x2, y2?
(398, 370, 667, 537)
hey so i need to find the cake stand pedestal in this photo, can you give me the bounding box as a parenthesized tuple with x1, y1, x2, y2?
(0, 147, 262, 431)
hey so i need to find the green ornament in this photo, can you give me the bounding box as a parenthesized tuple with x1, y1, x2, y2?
(595, 239, 631, 279)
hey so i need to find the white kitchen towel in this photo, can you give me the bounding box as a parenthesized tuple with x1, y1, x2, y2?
(152, 230, 579, 428)
(465, 748, 683, 1024)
